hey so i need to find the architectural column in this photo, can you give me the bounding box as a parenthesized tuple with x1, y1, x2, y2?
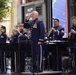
(45, 0, 52, 31)
(9, 0, 17, 35)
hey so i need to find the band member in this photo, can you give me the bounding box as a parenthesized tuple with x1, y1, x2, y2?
(7, 29, 19, 72)
(69, 16, 76, 38)
(48, 19, 64, 71)
(24, 11, 45, 72)
(0, 26, 7, 72)
(17, 24, 28, 72)
(68, 16, 76, 69)
(8, 29, 19, 43)
(48, 18, 64, 40)
(18, 24, 27, 42)
(0, 26, 7, 43)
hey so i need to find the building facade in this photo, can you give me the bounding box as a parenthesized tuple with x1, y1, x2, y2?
(17, 0, 76, 37)
(17, 0, 46, 25)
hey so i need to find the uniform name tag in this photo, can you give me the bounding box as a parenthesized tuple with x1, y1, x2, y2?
(33, 24, 37, 28)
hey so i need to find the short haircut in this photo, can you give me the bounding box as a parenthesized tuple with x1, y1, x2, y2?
(12, 29, 18, 32)
(54, 18, 59, 22)
(18, 24, 24, 27)
(1, 26, 6, 31)
(32, 11, 39, 16)
(71, 16, 76, 20)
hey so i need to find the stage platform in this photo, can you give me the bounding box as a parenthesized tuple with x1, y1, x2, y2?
(21, 71, 62, 75)
(0, 72, 18, 75)
(0, 71, 73, 75)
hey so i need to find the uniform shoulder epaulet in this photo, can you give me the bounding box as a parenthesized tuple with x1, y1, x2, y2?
(37, 20, 43, 25)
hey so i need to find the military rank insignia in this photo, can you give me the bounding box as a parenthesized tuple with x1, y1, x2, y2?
(33, 24, 37, 28)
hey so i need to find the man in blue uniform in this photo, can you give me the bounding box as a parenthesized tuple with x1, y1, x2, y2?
(8, 29, 19, 43)
(68, 16, 76, 70)
(18, 24, 27, 42)
(17, 24, 28, 72)
(0, 26, 7, 73)
(69, 16, 76, 38)
(8, 29, 19, 72)
(0, 26, 7, 43)
(24, 11, 45, 72)
(48, 19, 64, 71)
(48, 18, 64, 40)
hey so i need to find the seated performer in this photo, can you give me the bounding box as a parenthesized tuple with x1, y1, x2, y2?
(69, 16, 76, 38)
(8, 29, 19, 43)
(48, 18, 64, 40)
(48, 19, 64, 71)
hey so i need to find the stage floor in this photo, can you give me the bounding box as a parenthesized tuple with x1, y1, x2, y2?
(21, 71, 62, 75)
(0, 71, 73, 75)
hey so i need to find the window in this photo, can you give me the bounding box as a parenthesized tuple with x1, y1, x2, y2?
(52, 0, 68, 37)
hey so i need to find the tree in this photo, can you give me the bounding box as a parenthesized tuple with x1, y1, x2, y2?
(0, 0, 9, 21)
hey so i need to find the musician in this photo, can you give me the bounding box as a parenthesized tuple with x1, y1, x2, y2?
(17, 24, 28, 72)
(0, 26, 7, 43)
(24, 11, 45, 72)
(7, 29, 19, 72)
(48, 18, 64, 40)
(48, 19, 64, 71)
(68, 16, 76, 69)
(18, 24, 27, 42)
(69, 16, 76, 38)
(8, 29, 19, 43)
(0, 26, 7, 73)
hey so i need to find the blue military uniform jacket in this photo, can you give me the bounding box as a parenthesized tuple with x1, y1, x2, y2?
(0, 32, 7, 43)
(9, 30, 27, 43)
(69, 25, 76, 38)
(8, 33, 19, 43)
(49, 25, 64, 40)
(24, 18, 45, 44)
(18, 30, 27, 42)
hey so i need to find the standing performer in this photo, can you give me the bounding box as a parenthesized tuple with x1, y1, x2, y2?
(0, 26, 7, 73)
(24, 11, 45, 72)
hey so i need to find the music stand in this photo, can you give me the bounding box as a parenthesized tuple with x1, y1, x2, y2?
(67, 38, 76, 74)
